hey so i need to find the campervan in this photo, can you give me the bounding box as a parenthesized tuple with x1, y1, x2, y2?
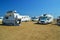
(38, 14, 53, 24)
(2, 10, 21, 26)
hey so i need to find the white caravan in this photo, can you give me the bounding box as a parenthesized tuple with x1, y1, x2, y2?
(38, 14, 53, 24)
(2, 10, 31, 25)
(20, 15, 31, 22)
(2, 10, 21, 26)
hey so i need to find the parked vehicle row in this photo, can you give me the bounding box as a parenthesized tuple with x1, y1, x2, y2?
(1, 10, 60, 26)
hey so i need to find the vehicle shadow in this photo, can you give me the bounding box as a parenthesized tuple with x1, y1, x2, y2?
(51, 23, 60, 26)
(0, 22, 3, 26)
(0, 24, 12, 26)
(34, 22, 49, 25)
(0, 24, 19, 26)
(34, 22, 60, 26)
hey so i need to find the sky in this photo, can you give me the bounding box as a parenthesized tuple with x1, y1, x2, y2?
(0, 0, 60, 18)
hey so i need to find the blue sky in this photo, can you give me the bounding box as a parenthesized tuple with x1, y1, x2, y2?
(0, 0, 60, 18)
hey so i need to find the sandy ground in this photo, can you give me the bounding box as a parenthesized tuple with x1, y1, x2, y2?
(0, 21, 60, 40)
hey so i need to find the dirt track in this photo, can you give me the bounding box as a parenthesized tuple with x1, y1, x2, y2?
(0, 22, 60, 40)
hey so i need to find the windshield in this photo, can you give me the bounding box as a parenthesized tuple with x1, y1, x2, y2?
(40, 17, 47, 20)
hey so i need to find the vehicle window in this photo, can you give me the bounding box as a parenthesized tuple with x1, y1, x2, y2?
(47, 17, 51, 20)
(40, 17, 47, 20)
(5, 16, 8, 19)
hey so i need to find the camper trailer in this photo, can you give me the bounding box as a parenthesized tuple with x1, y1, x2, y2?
(20, 16, 31, 22)
(38, 14, 53, 24)
(2, 10, 21, 26)
(57, 16, 60, 25)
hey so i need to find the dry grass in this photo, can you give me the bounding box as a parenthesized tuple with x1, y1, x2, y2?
(0, 21, 60, 40)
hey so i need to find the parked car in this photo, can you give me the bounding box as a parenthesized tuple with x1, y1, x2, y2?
(31, 16, 39, 22)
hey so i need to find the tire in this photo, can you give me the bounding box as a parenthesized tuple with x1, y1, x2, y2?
(2, 21, 5, 25)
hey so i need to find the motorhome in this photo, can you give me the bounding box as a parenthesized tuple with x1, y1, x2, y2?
(56, 16, 60, 25)
(38, 14, 53, 24)
(2, 10, 21, 26)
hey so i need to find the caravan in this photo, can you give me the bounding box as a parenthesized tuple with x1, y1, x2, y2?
(2, 10, 21, 26)
(20, 16, 31, 22)
(38, 14, 53, 24)
(2, 10, 31, 26)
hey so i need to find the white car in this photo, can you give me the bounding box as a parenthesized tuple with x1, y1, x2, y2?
(31, 17, 39, 21)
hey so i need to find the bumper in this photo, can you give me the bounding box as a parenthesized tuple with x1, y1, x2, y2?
(38, 21, 48, 24)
